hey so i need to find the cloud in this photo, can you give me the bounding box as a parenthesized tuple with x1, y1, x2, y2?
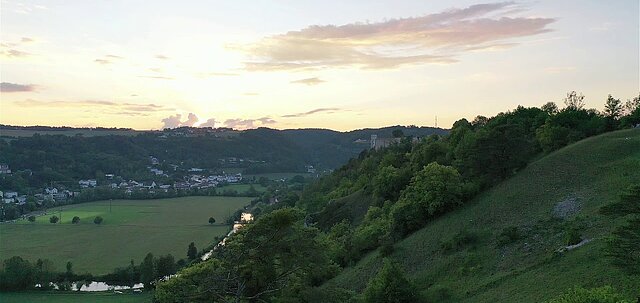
(1, 82, 37, 93)
(155, 54, 169, 60)
(290, 77, 326, 86)
(282, 107, 342, 118)
(138, 75, 174, 80)
(223, 116, 277, 130)
(237, 2, 554, 70)
(199, 118, 218, 128)
(21, 37, 34, 43)
(197, 71, 241, 77)
(544, 66, 576, 74)
(160, 114, 276, 130)
(15, 99, 173, 116)
(161, 114, 183, 129)
(94, 55, 123, 65)
(2, 49, 31, 58)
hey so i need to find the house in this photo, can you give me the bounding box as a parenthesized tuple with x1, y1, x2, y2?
(305, 165, 316, 174)
(16, 196, 27, 205)
(174, 182, 190, 190)
(149, 168, 164, 175)
(4, 191, 18, 199)
(79, 179, 97, 188)
(189, 168, 204, 172)
(0, 163, 11, 174)
(142, 181, 157, 189)
(149, 156, 160, 165)
(110, 183, 118, 189)
(105, 173, 115, 179)
(53, 192, 68, 201)
(3, 198, 15, 204)
(45, 187, 58, 195)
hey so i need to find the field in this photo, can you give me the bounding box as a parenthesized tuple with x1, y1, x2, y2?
(325, 129, 640, 302)
(0, 291, 151, 303)
(218, 183, 266, 193)
(244, 172, 314, 180)
(0, 196, 251, 275)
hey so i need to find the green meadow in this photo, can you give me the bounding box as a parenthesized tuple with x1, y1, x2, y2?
(0, 196, 251, 275)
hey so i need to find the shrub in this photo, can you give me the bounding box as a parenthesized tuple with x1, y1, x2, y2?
(364, 259, 422, 303)
(94, 216, 104, 225)
(49, 216, 59, 224)
(440, 229, 479, 253)
(564, 227, 582, 246)
(27, 215, 36, 222)
(71, 216, 80, 224)
(496, 226, 522, 246)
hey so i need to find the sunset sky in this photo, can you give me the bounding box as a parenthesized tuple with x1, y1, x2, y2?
(1, 1, 638, 131)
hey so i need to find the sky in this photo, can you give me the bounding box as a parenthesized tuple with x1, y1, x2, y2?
(0, 0, 638, 131)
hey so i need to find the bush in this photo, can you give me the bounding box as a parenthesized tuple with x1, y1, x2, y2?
(72, 216, 80, 224)
(49, 216, 59, 224)
(27, 215, 36, 222)
(496, 226, 522, 246)
(545, 286, 631, 303)
(440, 229, 479, 253)
(364, 259, 422, 303)
(94, 216, 104, 224)
(564, 227, 582, 246)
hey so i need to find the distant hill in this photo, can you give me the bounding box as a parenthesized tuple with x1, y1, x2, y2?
(0, 125, 447, 190)
(322, 129, 640, 302)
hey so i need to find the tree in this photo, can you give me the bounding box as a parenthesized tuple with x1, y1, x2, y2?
(541, 102, 559, 115)
(155, 254, 176, 279)
(49, 215, 59, 224)
(155, 208, 334, 303)
(392, 129, 404, 138)
(0, 256, 35, 291)
(65, 261, 74, 279)
(564, 91, 585, 110)
(140, 253, 156, 290)
(27, 215, 36, 222)
(187, 242, 197, 260)
(93, 216, 103, 224)
(363, 259, 422, 303)
(604, 95, 623, 120)
(208, 217, 216, 225)
(71, 216, 80, 224)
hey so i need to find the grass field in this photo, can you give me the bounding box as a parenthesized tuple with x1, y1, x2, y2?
(244, 172, 314, 180)
(0, 196, 251, 275)
(218, 183, 267, 193)
(325, 129, 640, 302)
(0, 291, 151, 303)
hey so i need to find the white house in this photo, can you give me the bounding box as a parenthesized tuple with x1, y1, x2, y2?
(45, 187, 58, 195)
(4, 191, 18, 198)
(79, 179, 97, 188)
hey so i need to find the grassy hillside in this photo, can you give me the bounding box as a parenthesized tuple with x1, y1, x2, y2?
(0, 196, 251, 274)
(324, 129, 640, 302)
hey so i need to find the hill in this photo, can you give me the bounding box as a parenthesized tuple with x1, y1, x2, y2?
(322, 129, 640, 302)
(0, 125, 446, 192)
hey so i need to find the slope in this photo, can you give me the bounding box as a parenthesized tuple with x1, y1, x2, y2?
(323, 128, 640, 302)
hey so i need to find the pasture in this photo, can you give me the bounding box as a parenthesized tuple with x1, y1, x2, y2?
(0, 196, 251, 275)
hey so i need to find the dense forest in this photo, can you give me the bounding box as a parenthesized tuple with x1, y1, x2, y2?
(151, 92, 640, 302)
(0, 126, 446, 192)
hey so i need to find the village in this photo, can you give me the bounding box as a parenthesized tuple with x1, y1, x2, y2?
(0, 156, 247, 212)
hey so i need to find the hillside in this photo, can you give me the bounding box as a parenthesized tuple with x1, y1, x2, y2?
(322, 129, 640, 302)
